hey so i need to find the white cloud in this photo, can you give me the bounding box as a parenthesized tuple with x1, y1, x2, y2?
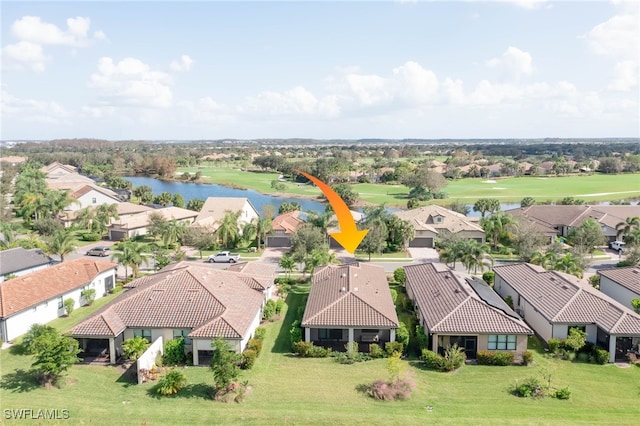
(587, 13, 639, 58)
(503, 0, 550, 10)
(2, 41, 48, 72)
(170, 55, 194, 72)
(88, 57, 173, 108)
(241, 86, 339, 117)
(1, 87, 70, 124)
(486, 46, 533, 80)
(608, 60, 639, 91)
(10, 16, 104, 47)
(392, 61, 439, 104)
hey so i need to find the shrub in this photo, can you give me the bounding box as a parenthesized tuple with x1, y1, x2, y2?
(396, 322, 410, 348)
(553, 386, 572, 400)
(289, 320, 302, 348)
(482, 271, 495, 286)
(385, 341, 404, 356)
(254, 326, 266, 340)
(365, 378, 416, 401)
(477, 351, 515, 366)
(292, 341, 331, 358)
(421, 349, 445, 371)
(415, 325, 428, 351)
(547, 338, 563, 354)
(504, 295, 514, 309)
(442, 344, 466, 371)
(393, 268, 406, 285)
(565, 328, 586, 352)
(275, 299, 285, 315)
(513, 377, 544, 398)
(522, 350, 533, 366)
(156, 370, 187, 396)
(163, 337, 186, 365)
(82, 233, 101, 241)
(21, 324, 58, 355)
(240, 349, 258, 369)
(390, 289, 398, 305)
(81, 288, 96, 306)
(63, 298, 75, 316)
(247, 338, 263, 355)
(263, 300, 277, 320)
(594, 348, 609, 365)
(369, 343, 386, 359)
(122, 336, 150, 361)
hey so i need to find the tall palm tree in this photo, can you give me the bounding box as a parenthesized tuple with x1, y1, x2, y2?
(46, 230, 77, 262)
(94, 203, 120, 236)
(162, 219, 187, 248)
(111, 241, 151, 279)
(278, 254, 297, 278)
(74, 207, 95, 231)
(0, 222, 19, 249)
(255, 217, 271, 249)
(553, 253, 584, 278)
(616, 216, 640, 240)
(215, 211, 241, 248)
(241, 220, 257, 248)
(460, 240, 492, 274)
(306, 209, 338, 243)
(45, 190, 79, 217)
(481, 212, 518, 251)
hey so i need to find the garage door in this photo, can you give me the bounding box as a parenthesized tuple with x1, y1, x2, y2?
(409, 237, 433, 248)
(109, 230, 128, 241)
(267, 236, 291, 247)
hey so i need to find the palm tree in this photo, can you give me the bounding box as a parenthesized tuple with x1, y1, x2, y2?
(616, 216, 640, 240)
(46, 230, 77, 262)
(45, 190, 79, 217)
(553, 252, 584, 278)
(215, 211, 241, 248)
(94, 203, 120, 236)
(0, 222, 19, 249)
(255, 216, 272, 250)
(74, 207, 95, 231)
(111, 241, 151, 279)
(278, 254, 297, 278)
(241, 221, 257, 248)
(162, 219, 187, 248)
(306, 210, 338, 244)
(460, 240, 492, 274)
(481, 212, 518, 251)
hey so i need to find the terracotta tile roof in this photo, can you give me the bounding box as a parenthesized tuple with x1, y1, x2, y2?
(195, 197, 258, 224)
(598, 267, 640, 295)
(494, 263, 640, 336)
(506, 205, 640, 233)
(0, 258, 117, 318)
(227, 261, 277, 279)
(404, 263, 532, 335)
(109, 207, 197, 230)
(0, 247, 54, 276)
(302, 263, 399, 328)
(394, 205, 484, 234)
(271, 210, 305, 234)
(116, 202, 154, 216)
(69, 264, 265, 340)
(68, 184, 120, 201)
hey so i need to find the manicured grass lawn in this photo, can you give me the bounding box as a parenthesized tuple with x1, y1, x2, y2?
(2, 286, 639, 425)
(179, 165, 640, 207)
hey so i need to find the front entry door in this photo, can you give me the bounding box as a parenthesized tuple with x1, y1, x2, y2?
(464, 337, 477, 359)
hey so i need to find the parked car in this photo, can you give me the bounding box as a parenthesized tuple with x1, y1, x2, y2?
(609, 241, 625, 252)
(208, 251, 240, 263)
(86, 246, 111, 257)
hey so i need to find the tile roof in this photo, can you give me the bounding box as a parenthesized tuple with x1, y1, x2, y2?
(68, 184, 120, 202)
(393, 205, 485, 234)
(195, 197, 258, 224)
(302, 263, 399, 328)
(404, 263, 532, 335)
(116, 202, 154, 216)
(494, 263, 640, 336)
(0, 247, 54, 276)
(271, 210, 305, 234)
(69, 264, 266, 340)
(227, 261, 277, 280)
(506, 205, 640, 233)
(598, 266, 640, 295)
(0, 258, 117, 318)
(109, 207, 197, 230)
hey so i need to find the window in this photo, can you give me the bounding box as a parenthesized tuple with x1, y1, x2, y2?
(488, 335, 517, 350)
(104, 275, 114, 292)
(318, 329, 342, 341)
(173, 329, 192, 345)
(434, 216, 443, 223)
(58, 296, 64, 309)
(133, 329, 152, 343)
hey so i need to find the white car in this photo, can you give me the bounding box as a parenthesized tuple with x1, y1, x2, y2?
(208, 251, 240, 263)
(609, 241, 625, 252)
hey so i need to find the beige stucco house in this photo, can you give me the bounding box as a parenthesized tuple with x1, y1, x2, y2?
(598, 267, 640, 312)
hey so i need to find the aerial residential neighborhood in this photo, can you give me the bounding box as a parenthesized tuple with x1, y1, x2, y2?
(1, 1, 639, 424)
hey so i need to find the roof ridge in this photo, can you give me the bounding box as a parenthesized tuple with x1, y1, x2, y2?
(432, 294, 471, 330)
(548, 273, 582, 321)
(304, 291, 351, 323)
(351, 290, 400, 326)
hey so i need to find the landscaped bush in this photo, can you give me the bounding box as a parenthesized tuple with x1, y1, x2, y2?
(393, 268, 406, 285)
(504, 295, 514, 309)
(442, 344, 466, 372)
(81, 288, 96, 306)
(365, 378, 416, 401)
(369, 343, 386, 359)
(547, 338, 564, 354)
(82, 233, 101, 241)
(476, 350, 514, 366)
(263, 300, 277, 320)
(482, 271, 495, 286)
(163, 337, 186, 365)
(254, 326, 266, 341)
(385, 341, 404, 356)
(522, 350, 533, 366)
(156, 370, 187, 396)
(396, 322, 410, 348)
(240, 349, 257, 369)
(594, 348, 609, 365)
(63, 298, 75, 316)
(247, 338, 262, 355)
(513, 377, 545, 398)
(122, 336, 150, 361)
(275, 299, 285, 315)
(334, 351, 371, 364)
(292, 341, 331, 358)
(415, 325, 428, 351)
(421, 349, 445, 371)
(553, 386, 572, 400)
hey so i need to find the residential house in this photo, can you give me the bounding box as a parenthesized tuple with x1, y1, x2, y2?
(494, 263, 640, 362)
(108, 206, 198, 241)
(393, 205, 485, 248)
(69, 262, 268, 365)
(506, 205, 640, 242)
(194, 197, 259, 230)
(404, 263, 532, 360)
(0, 247, 55, 282)
(328, 210, 363, 249)
(266, 210, 305, 247)
(301, 263, 399, 350)
(0, 258, 117, 343)
(598, 267, 640, 311)
(226, 261, 277, 300)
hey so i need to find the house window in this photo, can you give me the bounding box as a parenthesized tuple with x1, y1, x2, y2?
(104, 275, 114, 292)
(318, 329, 343, 341)
(173, 329, 192, 345)
(488, 335, 517, 350)
(58, 296, 64, 309)
(434, 216, 443, 223)
(133, 329, 152, 343)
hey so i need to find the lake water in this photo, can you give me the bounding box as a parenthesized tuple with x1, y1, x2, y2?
(126, 176, 328, 214)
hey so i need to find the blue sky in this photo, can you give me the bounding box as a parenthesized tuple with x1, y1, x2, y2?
(1, 1, 638, 140)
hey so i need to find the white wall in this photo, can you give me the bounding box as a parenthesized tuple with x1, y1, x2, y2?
(69, 190, 119, 211)
(137, 336, 164, 384)
(600, 276, 639, 311)
(238, 202, 259, 227)
(0, 263, 52, 283)
(3, 268, 115, 342)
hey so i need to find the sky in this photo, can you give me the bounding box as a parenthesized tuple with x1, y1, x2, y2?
(1, 1, 638, 141)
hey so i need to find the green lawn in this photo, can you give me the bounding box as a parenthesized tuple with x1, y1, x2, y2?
(179, 166, 640, 207)
(2, 286, 639, 425)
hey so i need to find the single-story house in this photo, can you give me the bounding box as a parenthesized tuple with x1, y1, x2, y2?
(193, 197, 259, 230)
(328, 210, 364, 249)
(301, 263, 399, 350)
(108, 206, 198, 241)
(0, 247, 55, 282)
(494, 263, 640, 363)
(404, 263, 532, 360)
(0, 258, 117, 343)
(69, 262, 267, 365)
(393, 205, 485, 248)
(598, 267, 640, 311)
(506, 205, 640, 242)
(266, 210, 305, 247)
(226, 261, 277, 300)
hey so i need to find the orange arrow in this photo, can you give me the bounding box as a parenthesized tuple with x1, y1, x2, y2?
(296, 170, 368, 254)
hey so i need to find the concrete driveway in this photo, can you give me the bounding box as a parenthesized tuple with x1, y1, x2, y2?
(260, 247, 290, 264)
(407, 247, 440, 263)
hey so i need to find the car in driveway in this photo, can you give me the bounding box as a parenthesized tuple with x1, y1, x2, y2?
(208, 251, 240, 263)
(86, 246, 111, 257)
